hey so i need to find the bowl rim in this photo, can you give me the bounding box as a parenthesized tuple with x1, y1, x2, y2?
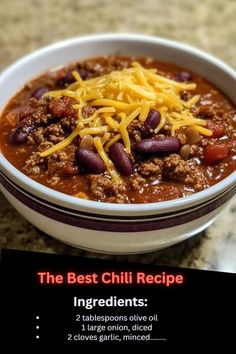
(0, 33, 235, 215)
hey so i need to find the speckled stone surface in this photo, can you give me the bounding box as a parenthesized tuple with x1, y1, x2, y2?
(0, 0, 235, 271)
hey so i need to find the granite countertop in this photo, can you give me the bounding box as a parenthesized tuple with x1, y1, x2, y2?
(0, 0, 235, 271)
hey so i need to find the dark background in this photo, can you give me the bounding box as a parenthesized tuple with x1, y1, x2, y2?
(0, 0, 235, 271)
(1, 249, 235, 349)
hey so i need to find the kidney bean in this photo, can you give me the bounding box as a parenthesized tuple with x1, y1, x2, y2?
(146, 109, 161, 129)
(135, 137, 181, 155)
(31, 86, 49, 99)
(76, 148, 106, 174)
(10, 124, 35, 145)
(109, 143, 134, 176)
(176, 71, 192, 82)
(141, 109, 161, 137)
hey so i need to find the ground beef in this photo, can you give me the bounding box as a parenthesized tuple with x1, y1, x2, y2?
(49, 97, 77, 118)
(194, 103, 227, 122)
(27, 123, 66, 145)
(23, 141, 53, 175)
(175, 130, 187, 145)
(47, 146, 78, 176)
(128, 119, 144, 142)
(44, 123, 66, 143)
(61, 116, 77, 131)
(18, 105, 36, 120)
(189, 144, 200, 157)
(212, 112, 236, 135)
(106, 56, 131, 71)
(88, 175, 113, 200)
(16, 98, 53, 128)
(193, 172, 210, 191)
(82, 106, 96, 118)
(108, 183, 127, 204)
(180, 91, 192, 101)
(194, 104, 215, 118)
(23, 152, 47, 176)
(17, 98, 47, 121)
(163, 154, 208, 191)
(38, 141, 54, 152)
(229, 139, 236, 154)
(29, 98, 53, 125)
(129, 175, 146, 191)
(27, 127, 45, 145)
(200, 137, 218, 147)
(138, 158, 163, 177)
(77, 62, 104, 78)
(77, 56, 131, 78)
(88, 175, 127, 203)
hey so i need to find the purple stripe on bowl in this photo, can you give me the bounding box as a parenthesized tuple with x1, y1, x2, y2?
(0, 173, 235, 232)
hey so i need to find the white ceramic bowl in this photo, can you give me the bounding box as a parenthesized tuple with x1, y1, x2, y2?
(0, 34, 235, 254)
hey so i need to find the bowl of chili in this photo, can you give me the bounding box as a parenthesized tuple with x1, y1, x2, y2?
(0, 34, 235, 253)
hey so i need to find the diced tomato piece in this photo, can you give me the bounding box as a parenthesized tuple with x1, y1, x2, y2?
(204, 144, 229, 165)
(207, 122, 226, 138)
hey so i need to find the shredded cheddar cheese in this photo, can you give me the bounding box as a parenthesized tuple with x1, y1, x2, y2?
(191, 125, 213, 136)
(93, 137, 122, 184)
(105, 134, 122, 149)
(41, 61, 211, 182)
